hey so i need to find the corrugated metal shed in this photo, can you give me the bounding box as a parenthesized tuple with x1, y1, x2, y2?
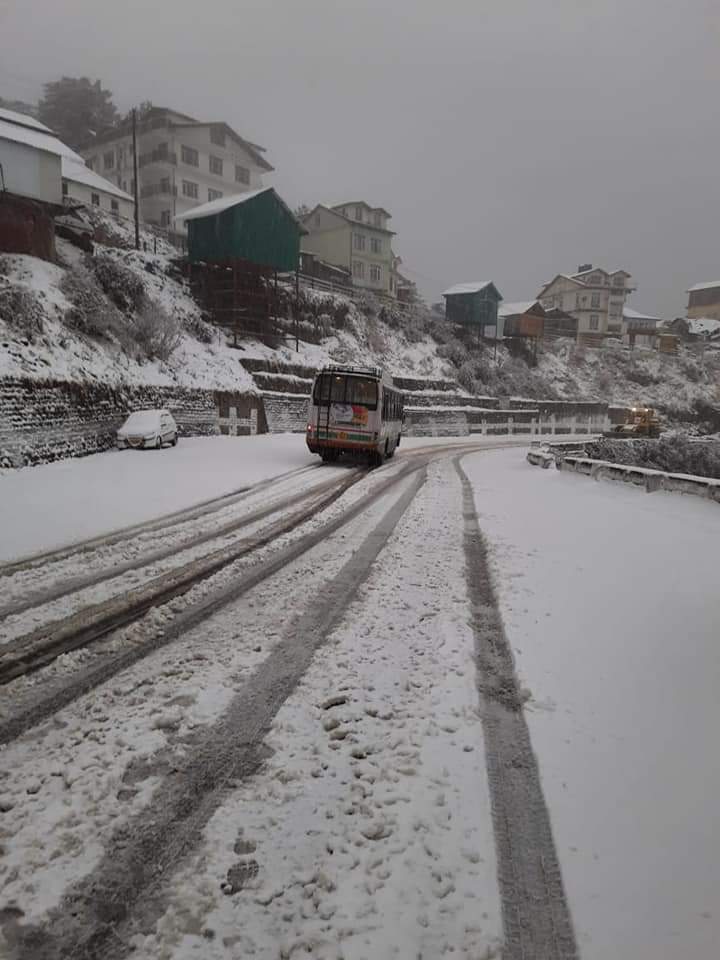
(442, 280, 502, 332)
(177, 187, 305, 272)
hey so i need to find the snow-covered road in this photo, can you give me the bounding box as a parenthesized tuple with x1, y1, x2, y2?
(465, 449, 720, 960)
(1, 440, 717, 959)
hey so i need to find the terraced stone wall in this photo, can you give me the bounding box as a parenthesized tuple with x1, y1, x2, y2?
(0, 377, 264, 467)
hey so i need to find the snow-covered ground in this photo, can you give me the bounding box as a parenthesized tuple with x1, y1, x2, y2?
(0, 435, 516, 564)
(2, 442, 717, 958)
(0, 435, 314, 562)
(465, 449, 720, 959)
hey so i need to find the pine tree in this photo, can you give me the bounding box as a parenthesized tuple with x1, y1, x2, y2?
(38, 77, 119, 150)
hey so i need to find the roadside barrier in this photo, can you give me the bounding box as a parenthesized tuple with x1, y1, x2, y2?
(527, 448, 720, 503)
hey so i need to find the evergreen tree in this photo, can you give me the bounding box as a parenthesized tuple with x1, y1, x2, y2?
(38, 76, 119, 149)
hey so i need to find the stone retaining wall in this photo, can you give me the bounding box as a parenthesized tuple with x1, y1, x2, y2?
(262, 392, 309, 434)
(0, 377, 264, 468)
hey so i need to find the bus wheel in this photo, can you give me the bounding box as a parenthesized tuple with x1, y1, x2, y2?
(386, 439, 395, 459)
(321, 449, 338, 463)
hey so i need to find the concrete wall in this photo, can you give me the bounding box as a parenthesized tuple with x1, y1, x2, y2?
(301, 222, 351, 271)
(0, 139, 61, 205)
(403, 401, 610, 438)
(0, 377, 265, 468)
(262, 392, 309, 433)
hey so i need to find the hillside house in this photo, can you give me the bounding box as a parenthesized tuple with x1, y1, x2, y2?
(497, 300, 546, 340)
(0, 107, 68, 207)
(300, 202, 396, 297)
(62, 156, 133, 219)
(687, 281, 720, 321)
(80, 106, 273, 242)
(538, 265, 634, 342)
(622, 306, 661, 349)
(442, 281, 503, 337)
(176, 188, 305, 343)
(0, 107, 128, 257)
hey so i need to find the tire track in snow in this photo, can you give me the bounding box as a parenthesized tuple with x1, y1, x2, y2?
(6, 468, 427, 960)
(455, 456, 579, 960)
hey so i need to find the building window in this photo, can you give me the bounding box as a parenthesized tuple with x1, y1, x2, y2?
(589, 315, 599, 330)
(103, 151, 114, 170)
(117, 146, 124, 166)
(160, 210, 171, 227)
(591, 293, 600, 308)
(181, 145, 199, 167)
(182, 180, 199, 199)
(209, 155, 223, 176)
(157, 142, 168, 159)
(374, 212, 382, 227)
(353, 233, 366, 251)
(91, 192, 100, 206)
(355, 205, 363, 221)
(160, 177, 171, 194)
(370, 264, 382, 283)
(86, 156, 96, 170)
(210, 125, 226, 146)
(235, 164, 250, 184)
(352, 260, 365, 279)
(370, 237, 382, 254)
(62, 181, 68, 196)
(208, 188, 223, 201)
(111, 198, 119, 213)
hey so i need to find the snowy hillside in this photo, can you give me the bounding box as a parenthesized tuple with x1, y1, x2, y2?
(1, 212, 718, 425)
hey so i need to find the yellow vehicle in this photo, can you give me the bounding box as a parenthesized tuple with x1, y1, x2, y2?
(610, 406, 661, 438)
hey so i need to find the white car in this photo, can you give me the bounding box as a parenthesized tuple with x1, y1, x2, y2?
(116, 409, 178, 450)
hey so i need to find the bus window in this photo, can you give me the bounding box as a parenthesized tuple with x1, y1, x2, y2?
(346, 377, 378, 409)
(313, 374, 331, 404)
(330, 375, 346, 403)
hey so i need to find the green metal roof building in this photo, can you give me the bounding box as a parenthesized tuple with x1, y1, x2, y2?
(179, 187, 305, 271)
(442, 280, 503, 334)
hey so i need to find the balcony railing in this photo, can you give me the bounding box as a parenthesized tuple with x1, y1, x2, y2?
(138, 149, 177, 168)
(140, 183, 178, 199)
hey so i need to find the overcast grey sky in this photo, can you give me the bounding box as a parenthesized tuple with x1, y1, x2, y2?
(1, 0, 718, 316)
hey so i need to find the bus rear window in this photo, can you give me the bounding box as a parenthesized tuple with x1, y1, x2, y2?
(313, 374, 378, 410)
(346, 377, 377, 408)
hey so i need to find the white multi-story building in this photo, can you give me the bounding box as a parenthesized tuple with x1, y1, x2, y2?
(537, 265, 634, 338)
(80, 107, 273, 241)
(300, 202, 396, 297)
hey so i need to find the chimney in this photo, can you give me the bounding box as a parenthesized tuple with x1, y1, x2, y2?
(578, 263, 592, 273)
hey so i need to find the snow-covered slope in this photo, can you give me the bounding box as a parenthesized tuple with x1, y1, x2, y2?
(1, 211, 718, 421)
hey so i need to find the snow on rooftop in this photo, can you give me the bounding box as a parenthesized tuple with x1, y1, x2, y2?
(498, 300, 538, 318)
(0, 107, 54, 133)
(442, 281, 493, 297)
(687, 316, 720, 336)
(623, 306, 661, 322)
(687, 280, 720, 293)
(0, 110, 83, 162)
(174, 187, 271, 222)
(61, 156, 133, 202)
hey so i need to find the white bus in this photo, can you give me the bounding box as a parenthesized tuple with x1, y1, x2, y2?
(306, 364, 404, 466)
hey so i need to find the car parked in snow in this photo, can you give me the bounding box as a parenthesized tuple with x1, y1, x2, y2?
(116, 409, 178, 450)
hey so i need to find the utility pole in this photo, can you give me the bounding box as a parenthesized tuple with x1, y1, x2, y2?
(132, 108, 140, 250)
